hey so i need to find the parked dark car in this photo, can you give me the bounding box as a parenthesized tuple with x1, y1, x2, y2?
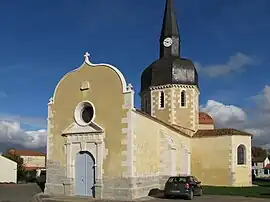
(37, 170, 46, 184)
(25, 170, 37, 183)
(164, 175, 202, 200)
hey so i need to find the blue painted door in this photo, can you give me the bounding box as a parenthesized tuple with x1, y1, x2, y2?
(75, 152, 95, 196)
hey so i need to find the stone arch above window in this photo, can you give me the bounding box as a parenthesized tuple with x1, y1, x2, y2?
(159, 91, 165, 109)
(237, 144, 246, 165)
(180, 90, 186, 107)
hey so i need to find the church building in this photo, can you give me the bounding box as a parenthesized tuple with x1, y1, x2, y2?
(45, 0, 253, 200)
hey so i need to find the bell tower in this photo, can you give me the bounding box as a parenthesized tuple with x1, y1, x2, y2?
(140, 0, 200, 132)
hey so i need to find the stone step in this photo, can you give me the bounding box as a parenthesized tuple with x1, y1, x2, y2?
(33, 193, 154, 202)
(42, 196, 154, 202)
(44, 196, 94, 202)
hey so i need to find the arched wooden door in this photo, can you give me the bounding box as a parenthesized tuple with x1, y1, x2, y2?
(75, 151, 95, 197)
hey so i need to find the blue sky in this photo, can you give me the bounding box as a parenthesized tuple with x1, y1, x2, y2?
(0, 0, 270, 148)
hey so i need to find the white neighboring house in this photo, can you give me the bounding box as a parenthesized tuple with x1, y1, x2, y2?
(0, 154, 17, 183)
(7, 149, 46, 174)
(252, 156, 270, 178)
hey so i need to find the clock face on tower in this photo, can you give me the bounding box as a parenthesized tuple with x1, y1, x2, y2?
(163, 37, 173, 47)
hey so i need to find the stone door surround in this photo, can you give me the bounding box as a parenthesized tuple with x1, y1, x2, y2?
(62, 121, 105, 198)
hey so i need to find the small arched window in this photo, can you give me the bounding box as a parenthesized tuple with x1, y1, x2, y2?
(181, 90, 186, 107)
(160, 91, 165, 108)
(237, 144, 246, 165)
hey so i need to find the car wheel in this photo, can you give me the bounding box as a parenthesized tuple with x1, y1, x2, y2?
(164, 194, 170, 199)
(198, 188, 203, 196)
(187, 190, 194, 200)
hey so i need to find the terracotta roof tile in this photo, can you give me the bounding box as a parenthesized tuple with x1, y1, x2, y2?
(199, 112, 214, 125)
(264, 164, 270, 169)
(193, 128, 253, 138)
(24, 166, 46, 171)
(8, 149, 45, 157)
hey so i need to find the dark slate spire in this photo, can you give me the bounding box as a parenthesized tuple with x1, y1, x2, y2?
(140, 0, 198, 94)
(160, 0, 180, 58)
(160, 0, 180, 39)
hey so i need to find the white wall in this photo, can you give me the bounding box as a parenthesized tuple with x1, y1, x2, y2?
(0, 155, 17, 183)
(253, 158, 270, 178)
(264, 158, 270, 166)
(21, 155, 46, 168)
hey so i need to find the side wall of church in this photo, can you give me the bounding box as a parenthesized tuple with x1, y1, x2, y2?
(45, 63, 132, 197)
(231, 135, 252, 186)
(192, 135, 252, 187)
(191, 136, 233, 186)
(131, 110, 191, 198)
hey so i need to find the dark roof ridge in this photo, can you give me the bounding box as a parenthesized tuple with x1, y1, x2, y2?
(193, 128, 253, 138)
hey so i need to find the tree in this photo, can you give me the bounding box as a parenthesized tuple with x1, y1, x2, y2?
(2, 152, 25, 182)
(251, 146, 267, 158)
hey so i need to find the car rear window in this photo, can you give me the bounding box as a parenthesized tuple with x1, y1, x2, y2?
(168, 177, 187, 183)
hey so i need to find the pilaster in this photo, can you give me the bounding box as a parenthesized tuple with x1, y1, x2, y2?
(46, 97, 53, 160)
(121, 84, 135, 178)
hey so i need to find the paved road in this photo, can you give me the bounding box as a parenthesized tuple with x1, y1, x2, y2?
(144, 191, 270, 202)
(0, 183, 42, 202)
(1, 184, 269, 202)
(37, 195, 270, 202)
(177, 195, 269, 201)
(146, 195, 270, 202)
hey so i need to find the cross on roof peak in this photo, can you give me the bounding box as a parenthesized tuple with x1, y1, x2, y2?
(84, 52, 90, 63)
(84, 52, 90, 57)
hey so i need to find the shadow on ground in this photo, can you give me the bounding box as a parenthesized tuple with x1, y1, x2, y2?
(260, 194, 270, 196)
(148, 188, 165, 198)
(148, 188, 189, 200)
(0, 183, 43, 202)
(253, 178, 270, 188)
(37, 182, 45, 192)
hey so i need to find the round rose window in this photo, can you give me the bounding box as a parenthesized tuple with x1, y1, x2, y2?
(81, 105, 94, 124)
(74, 101, 95, 126)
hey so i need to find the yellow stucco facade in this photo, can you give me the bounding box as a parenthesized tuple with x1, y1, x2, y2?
(44, 54, 252, 200)
(49, 62, 128, 177)
(192, 136, 233, 186)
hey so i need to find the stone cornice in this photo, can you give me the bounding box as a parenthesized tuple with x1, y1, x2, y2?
(149, 84, 199, 91)
(140, 84, 200, 96)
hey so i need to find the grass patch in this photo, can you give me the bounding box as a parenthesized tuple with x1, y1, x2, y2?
(253, 179, 270, 187)
(202, 185, 270, 198)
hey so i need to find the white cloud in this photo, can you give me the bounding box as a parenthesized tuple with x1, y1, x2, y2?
(200, 85, 270, 148)
(195, 52, 259, 77)
(250, 85, 270, 112)
(0, 114, 46, 129)
(200, 100, 246, 128)
(0, 120, 47, 149)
